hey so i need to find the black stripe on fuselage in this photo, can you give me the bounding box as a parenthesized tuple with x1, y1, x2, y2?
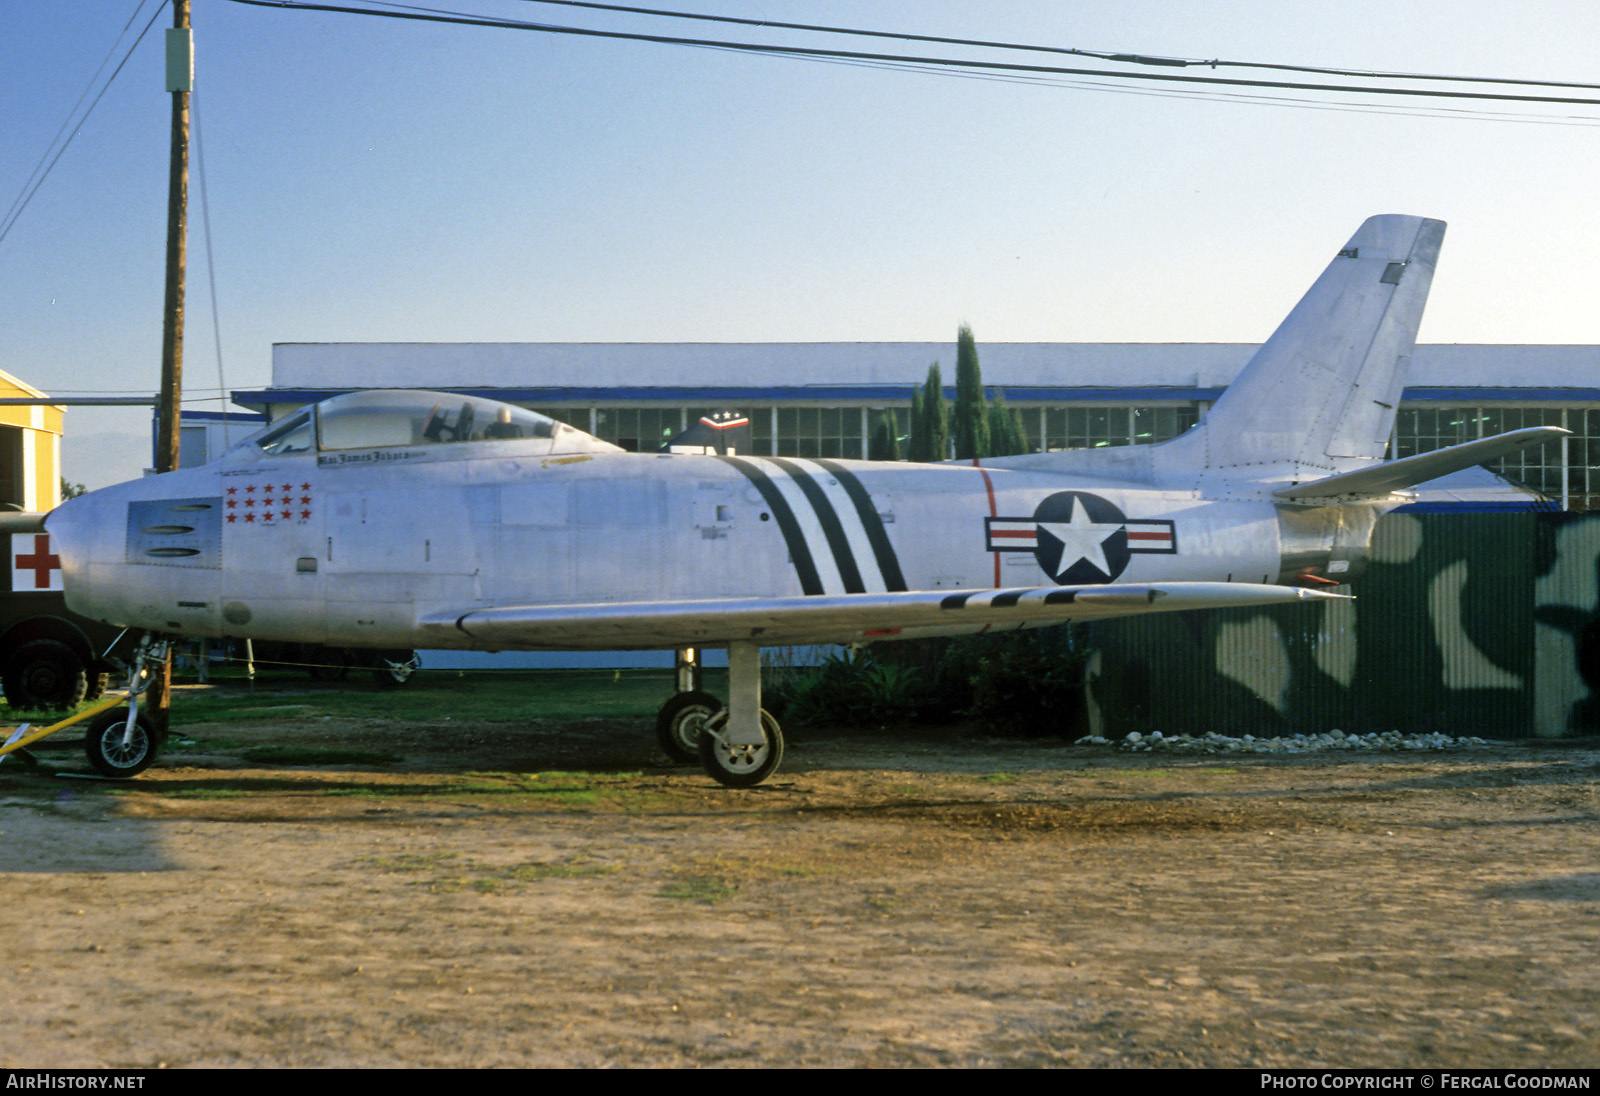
(770, 457, 866, 594)
(720, 456, 825, 596)
(813, 459, 907, 592)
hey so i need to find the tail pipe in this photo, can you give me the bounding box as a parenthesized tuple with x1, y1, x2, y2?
(1274, 503, 1381, 588)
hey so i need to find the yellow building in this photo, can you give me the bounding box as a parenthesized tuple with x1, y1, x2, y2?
(0, 369, 62, 511)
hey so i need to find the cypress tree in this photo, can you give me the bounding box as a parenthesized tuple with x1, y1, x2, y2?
(869, 409, 902, 461)
(987, 389, 1028, 457)
(921, 362, 949, 462)
(953, 325, 990, 460)
(908, 385, 927, 462)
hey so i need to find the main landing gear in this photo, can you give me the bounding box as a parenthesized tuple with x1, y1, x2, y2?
(654, 643, 784, 788)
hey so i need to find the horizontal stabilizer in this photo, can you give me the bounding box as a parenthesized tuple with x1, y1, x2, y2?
(420, 582, 1346, 651)
(1273, 426, 1568, 501)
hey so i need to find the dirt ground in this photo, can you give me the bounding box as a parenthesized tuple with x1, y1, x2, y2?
(0, 707, 1597, 1069)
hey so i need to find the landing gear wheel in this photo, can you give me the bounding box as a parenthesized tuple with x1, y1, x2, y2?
(84, 708, 158, 778)
(307, 646, 352, 682)
(370, 650, 420, 688)
(698, 708, 783, 788)
(655, 690, 722, 763)
(3, 639, 88, 711)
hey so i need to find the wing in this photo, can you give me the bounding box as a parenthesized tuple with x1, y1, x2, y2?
(417, 581, 1345, 652)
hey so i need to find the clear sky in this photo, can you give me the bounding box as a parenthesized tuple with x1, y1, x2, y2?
(3, 1, 1599, 490)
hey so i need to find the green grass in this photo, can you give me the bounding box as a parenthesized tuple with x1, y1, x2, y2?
(162, 668, 728, 727)
(0, 669, 723, 729)
(657, 876, 739, 903)
(107, 769, 659, 809)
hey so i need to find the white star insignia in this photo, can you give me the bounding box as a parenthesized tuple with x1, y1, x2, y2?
(1037, 499, 1123, 580)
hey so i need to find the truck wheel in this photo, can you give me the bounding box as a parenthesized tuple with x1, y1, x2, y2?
(3, 639, 88, 711)
(84, 665, 112, 702)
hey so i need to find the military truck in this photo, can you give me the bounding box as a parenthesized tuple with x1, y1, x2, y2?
(0, 531, 132, 710)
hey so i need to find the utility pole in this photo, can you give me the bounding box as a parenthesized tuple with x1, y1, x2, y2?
(149, 0, 191, 734)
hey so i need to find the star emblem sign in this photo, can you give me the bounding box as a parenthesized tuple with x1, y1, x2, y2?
(1036, 500, 1124, 582)
(985, 491, 1177, 585)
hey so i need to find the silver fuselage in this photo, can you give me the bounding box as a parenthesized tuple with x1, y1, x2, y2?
(47, 434, 1331, 652)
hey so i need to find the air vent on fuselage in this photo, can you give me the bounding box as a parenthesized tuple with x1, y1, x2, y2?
(125, 497, 223, 569)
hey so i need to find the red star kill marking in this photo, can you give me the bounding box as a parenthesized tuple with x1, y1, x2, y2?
(14, 534, 60, 589)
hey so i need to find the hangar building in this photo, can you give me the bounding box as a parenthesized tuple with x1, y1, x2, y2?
(0, 369, 63, 513)
(237, 341, 1600, 510)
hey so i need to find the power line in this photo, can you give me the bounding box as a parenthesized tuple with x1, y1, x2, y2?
(222, 0, 1600, 111)
(503, 0, 1600, 93)
(0, 1, 171, 249)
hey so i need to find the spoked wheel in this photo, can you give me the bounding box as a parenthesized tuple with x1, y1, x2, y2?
(84, 707, 159, 778)
(698, 708, 783, 788)
(655, 690, 722, 763)
(370, 650, 420, 688)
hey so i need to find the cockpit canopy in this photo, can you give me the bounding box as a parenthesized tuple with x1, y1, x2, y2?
(239, 390, 621, 459)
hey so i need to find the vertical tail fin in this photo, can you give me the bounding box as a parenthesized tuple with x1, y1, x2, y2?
(1155, 214, 1446, 490)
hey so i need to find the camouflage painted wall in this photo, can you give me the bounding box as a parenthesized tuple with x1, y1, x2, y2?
(1079, 511, 1600, 739)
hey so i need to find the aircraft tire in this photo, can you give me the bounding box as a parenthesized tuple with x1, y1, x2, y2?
(307, 646, 352, 682)
(698, 708, 783, 788)
(84, 708, 158, 779)
(655, 690, 722, 763)
(3, 639, 89, 711)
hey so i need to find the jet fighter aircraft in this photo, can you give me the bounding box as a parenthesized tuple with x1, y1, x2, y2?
(44, 215, 1565, 785)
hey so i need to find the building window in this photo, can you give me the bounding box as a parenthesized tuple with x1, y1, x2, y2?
(1038, 405, 1196, 452)
(1132, 406, 1199, 445)
(776, 407, 862, 459)
(592, 408, 683, 452)
(1480, 407, 1566, 500)
(1391, 404, 1600, 510)
(1393, 407, 1480, 458)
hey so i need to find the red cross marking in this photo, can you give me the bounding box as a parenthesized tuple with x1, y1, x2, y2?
(15, 534, 60, 589)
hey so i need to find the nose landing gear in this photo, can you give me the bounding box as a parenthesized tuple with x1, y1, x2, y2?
(0, 636, 170, 778)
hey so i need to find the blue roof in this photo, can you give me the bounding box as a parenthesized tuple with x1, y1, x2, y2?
(234, 384, 1596, 409)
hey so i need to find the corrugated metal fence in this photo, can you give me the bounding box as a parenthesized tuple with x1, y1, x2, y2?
(1077, 511, 1600, 739)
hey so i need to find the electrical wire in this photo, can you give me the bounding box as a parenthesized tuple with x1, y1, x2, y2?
(502, 0, 1600, 92)
(0, 0, 172, 249)
(221, 0, 1600, 112)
